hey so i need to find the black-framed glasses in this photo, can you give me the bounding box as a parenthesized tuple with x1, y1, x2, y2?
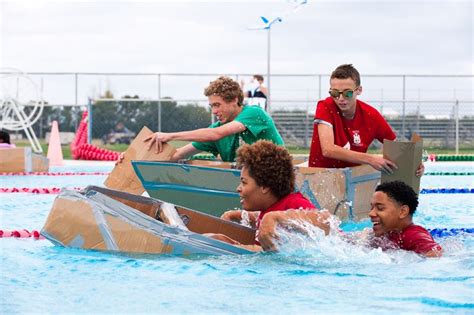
(329, 87, 359, 99)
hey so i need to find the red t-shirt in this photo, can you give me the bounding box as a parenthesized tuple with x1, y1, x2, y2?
(309, 97, 396, 168)
(255, 192, 316, 244)
(368, 224, 443, 255)
(386, 224, 442, 255)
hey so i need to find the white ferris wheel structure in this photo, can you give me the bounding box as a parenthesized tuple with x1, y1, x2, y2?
(0, 68, 44, 153)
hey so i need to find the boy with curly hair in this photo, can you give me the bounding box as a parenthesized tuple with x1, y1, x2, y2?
(145, 76, 283, 161)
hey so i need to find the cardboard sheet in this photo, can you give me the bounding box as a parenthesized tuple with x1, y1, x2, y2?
(104, 126, 177, 194)
(0, 147, 49, 172)
(382, 133, 423, 193)
(41, 187, 256, 255)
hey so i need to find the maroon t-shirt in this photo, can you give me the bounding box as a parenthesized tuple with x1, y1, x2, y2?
(309, 97, 396, 168)
(255, 192, 316, 244)
(385, 224, 442, 254)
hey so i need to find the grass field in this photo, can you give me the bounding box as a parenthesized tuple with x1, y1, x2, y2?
(15, 139, 474, 159)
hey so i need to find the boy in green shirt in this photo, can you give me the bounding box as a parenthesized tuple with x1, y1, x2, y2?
(145, 76, 284, 162)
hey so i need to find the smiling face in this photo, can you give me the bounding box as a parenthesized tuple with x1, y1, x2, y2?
(369, 191, 410, 236)
(236, 166, 270, 211)
(329, 77, 361, 118)
(208, 95, 242, 124)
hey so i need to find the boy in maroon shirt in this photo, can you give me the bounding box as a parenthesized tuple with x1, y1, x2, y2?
(309, 64, 424, 176)
(259, 181, 442, 257)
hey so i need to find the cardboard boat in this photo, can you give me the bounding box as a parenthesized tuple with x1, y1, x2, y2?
(132, 160, 381, 221)
(0, 147, 49, 172)
(41, 186, 256, 255)
(103, 126, 380, 221)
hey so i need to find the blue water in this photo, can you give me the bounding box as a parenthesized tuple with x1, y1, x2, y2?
(1, 162, 473, 313)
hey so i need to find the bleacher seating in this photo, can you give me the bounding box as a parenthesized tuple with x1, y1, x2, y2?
(271, 110, 474, 148)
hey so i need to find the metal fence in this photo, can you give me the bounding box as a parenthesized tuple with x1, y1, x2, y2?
(3, 72, 473, 150)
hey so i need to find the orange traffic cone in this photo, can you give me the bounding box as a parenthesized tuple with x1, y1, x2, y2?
(47, 120, 64, 166)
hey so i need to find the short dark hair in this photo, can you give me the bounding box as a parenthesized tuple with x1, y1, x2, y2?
(236, 140, 294, 199)
(330, 64, 361, 87)
(204, 76, 244, 106)
(0, 130, 11, 144)
(375, 181, 419, 215)
(253, 75, 264, 82)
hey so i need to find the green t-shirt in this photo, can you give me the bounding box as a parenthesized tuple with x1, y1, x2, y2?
(192, 105, 284, 162)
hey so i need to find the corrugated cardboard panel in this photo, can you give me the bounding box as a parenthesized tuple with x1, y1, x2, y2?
(294, 167, 346, 214)
(104, 126, 177, 194)
(178, 207, 256, 245)
(0, 147, 28, 172)
(105, 214, 172, 253)
(42, 197, 108, 250)
(382, 134, 423, 194)
(32, 153, 49, 172)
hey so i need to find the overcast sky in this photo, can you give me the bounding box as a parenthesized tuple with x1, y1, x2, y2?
(0, 0, 472, 111)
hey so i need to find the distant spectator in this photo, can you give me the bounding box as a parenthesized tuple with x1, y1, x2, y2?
(0, 130, 16, 148)
(240, 74, 268, 110)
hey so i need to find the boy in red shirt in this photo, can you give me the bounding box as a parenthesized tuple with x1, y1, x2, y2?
(258, 181, 442, 257)
(309, 64, 424, 176)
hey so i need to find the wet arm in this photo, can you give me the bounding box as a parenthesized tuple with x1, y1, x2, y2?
(167, 121, 246, 142)
(318, 124, 397, 173)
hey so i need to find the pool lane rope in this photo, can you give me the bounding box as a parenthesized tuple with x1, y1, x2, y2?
(420, 188, 474, 194)
(0, 229, 44, 239)
(428, 154, 474, 162)
(0, 187, 82, 194)
(70, 111, 121, 161)
(424, 172, 474, 176)
(1, 171, 471, 177)
(0, 228, 471, 241)
(0, 187, 473, 194)
(0, 171, 110, 176)
(429, 228, 474, 237)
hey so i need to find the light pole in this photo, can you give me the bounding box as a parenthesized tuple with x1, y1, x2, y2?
(263, 18, 282, 114)
(248, 1, 307, 115)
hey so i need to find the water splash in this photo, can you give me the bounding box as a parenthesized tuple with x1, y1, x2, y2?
(240, 210, 252, 228)
(271, 214, 424, 266)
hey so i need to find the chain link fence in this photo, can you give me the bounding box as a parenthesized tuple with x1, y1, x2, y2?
(3, 72, 473, 150)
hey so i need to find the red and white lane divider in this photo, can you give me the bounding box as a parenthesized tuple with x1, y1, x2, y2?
(0, 171, 110, 176)
(0, 187, 83, 194)
(0, 229, 45, 239)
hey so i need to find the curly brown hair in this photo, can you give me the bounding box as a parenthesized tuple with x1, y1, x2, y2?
(204, 76, 244, 106)
(236, 140, 294, 199)
(330, 64, 361, 87)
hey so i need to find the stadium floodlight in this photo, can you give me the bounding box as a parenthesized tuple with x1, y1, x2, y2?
(247, 0, 308, 114)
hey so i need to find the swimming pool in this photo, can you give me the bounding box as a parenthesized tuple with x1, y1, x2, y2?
(1, 161, 473, 313)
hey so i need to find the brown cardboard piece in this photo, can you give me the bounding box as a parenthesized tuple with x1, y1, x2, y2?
(0, 147, 49, 172)
(382, 133, 423, 194)
(41, 187, 256, 255)
(295, 164, 379, 220)
(104, 126, 177, 194)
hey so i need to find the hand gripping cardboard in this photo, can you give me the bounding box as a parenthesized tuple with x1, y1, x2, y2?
(104, 126, 176, 194)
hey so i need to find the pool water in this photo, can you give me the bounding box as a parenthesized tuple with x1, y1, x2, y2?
(1, 162, 473, 313)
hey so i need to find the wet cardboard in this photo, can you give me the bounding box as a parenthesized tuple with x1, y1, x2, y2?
(0, 147, 49, 172)
(104, 126, 177, 194)
(382, 134, 423, 194)
(295, 164, 379, 220)
(42, 193, 172, 253)
(41, 186, 256, 255)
